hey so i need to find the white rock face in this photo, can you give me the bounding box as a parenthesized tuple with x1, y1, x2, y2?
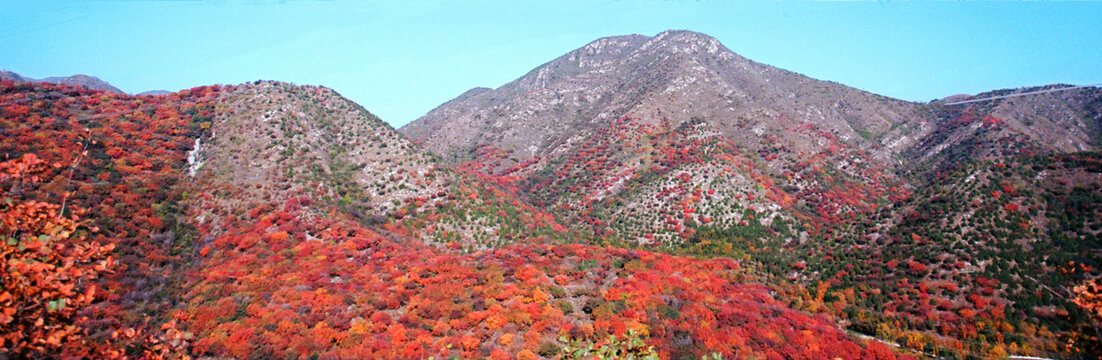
(187, 137, 204, 177)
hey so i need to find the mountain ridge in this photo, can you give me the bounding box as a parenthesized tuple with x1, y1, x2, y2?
(1, 70, 125, 94)
(399, 30, 1102, 359)
(401, 30, 927, 170)
(0, 78, 917, 360)
(2, 29, 1101, 360)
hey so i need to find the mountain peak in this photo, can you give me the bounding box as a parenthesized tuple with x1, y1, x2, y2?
(402, 30, 924, 162)
(654, 29, 718, 42)
(573, 30, 733, 61)
(637, 29, 736, 62)
(567, 33, 651, 66)
(40, 74, 124, 93)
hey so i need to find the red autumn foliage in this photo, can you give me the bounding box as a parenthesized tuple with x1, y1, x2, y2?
(0, 81, 919, 360)
(1, 80, 224, 358)
(0, 154, 116, 357)
(179, 198, 908, 359)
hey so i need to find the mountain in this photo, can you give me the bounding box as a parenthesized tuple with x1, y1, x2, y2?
(186, 80, 582, 250)
(40, 74, 125, 94)
(0, 70, 28, 82)
(402, 31, 926, 245)
(178, 80, 907, 360)
(3, 29, 1100, 360)
(909, 85, 1102, 178)
(2, 70, 125, 93)
(401, 30, 1102, 358)
(404, 30, 924, 167)
(1, 78, 908, 359)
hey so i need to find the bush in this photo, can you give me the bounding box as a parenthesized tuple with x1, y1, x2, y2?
(537, 341, 561, 357)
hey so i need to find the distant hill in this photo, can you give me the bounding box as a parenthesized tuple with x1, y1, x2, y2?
(0, 70, 28, 82)
(2, 70, 125, 93)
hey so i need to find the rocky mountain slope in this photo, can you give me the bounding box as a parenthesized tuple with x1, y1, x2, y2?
(403, 31, 927, 247)
(403, 31, 923, 166)
(401, 30, 1102, 358)
(187, 80, 581, 250)
(907, 85, 1102, 178)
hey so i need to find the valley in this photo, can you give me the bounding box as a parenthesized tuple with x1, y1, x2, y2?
(2, 30, 1100, 360)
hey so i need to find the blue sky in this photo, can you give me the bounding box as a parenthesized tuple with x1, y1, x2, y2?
(2, 1, 1100, 127)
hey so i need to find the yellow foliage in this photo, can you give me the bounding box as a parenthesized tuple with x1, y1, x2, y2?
(484, 314, 508, 331)
(625, 320, 649, 337)
(348, 319, 370, 336)
(498, 333, 515, 347)
(529, 289, 549, 304)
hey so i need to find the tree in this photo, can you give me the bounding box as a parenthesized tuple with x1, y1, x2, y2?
(1072, 277, 1102, 358)
(0, 153, 116, 357)
(1073, 278, 1102, 319)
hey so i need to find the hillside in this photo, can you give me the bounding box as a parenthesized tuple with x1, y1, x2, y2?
(907, 85, 1102, 179)
(400, 30, 1102, 359)
(402, 31, 924, 253)
(0, 79, 224, 357)
(2, 30, 1100, 360)
(186, 80, 582, 250)
(0, 79, 911, 359)
(178, 80, 904, 359)
(402, 31, 924, 168)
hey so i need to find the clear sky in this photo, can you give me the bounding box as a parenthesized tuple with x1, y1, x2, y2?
(2, 1, 1100, 127)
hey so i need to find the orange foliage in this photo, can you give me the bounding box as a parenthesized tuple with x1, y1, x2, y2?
(0, 154, 116, 357)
